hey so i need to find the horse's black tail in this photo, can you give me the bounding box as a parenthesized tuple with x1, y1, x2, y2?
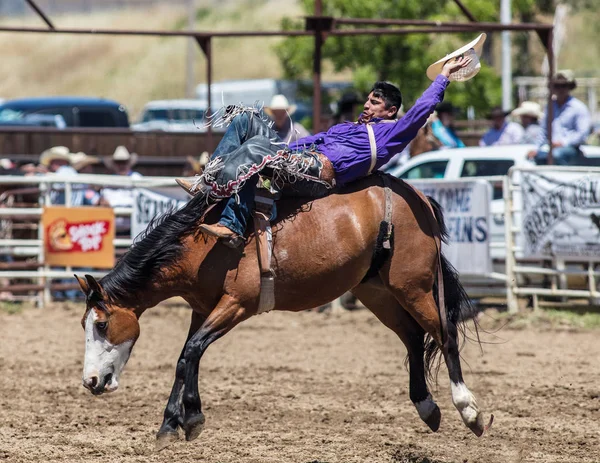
(423, 196, 477, 382)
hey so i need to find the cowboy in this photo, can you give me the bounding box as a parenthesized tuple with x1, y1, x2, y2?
(528, 70, 592, 165)
(479, 106, 524, 146)
(39, 146, 73, 174)
(179, 35, 485, 247)
(105, 145, 142, 177)
(265, 94, 310, 142)
(431, 102, 465, 149)
(102, 146, 142, 236)
(511, 101, 543, 145)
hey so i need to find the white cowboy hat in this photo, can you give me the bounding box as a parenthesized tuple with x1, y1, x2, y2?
(265, 94, 297, 116)
(511, 101, 543, 119)
(39, 146, 72, 167)
(70, 152, 100, 171)
(104, 145, 138, 169)
(426, 33, 487, 82)
(552, 69, 577, 90)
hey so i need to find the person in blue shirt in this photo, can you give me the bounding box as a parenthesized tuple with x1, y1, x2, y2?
(528, 70, 592, 165)
(431, 102, 465, 149)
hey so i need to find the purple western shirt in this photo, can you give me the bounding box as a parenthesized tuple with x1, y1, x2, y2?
(288, 75, 450, 185)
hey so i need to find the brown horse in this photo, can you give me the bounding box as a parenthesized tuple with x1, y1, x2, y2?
(76, 174, 490, 449)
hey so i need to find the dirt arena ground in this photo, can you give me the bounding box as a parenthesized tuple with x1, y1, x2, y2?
(1, 302, 599, 463)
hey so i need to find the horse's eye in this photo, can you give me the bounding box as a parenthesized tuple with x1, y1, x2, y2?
(96, 321, 108, 332)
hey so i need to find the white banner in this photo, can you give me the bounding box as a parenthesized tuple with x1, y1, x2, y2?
(410, 180, 492, 275)
(521, 171, 600, 259)
(131, 187, 189, 240)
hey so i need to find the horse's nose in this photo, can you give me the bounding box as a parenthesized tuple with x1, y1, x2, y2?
(83, 375, 99, 391)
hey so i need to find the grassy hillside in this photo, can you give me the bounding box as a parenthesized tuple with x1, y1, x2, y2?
(0, 1, 597, 121)
(0, 0, 310, 119)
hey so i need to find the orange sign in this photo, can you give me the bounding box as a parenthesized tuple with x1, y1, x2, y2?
(43, 207, 115, 268)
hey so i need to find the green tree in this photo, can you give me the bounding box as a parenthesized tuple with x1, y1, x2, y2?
(275, 0, 557, 116)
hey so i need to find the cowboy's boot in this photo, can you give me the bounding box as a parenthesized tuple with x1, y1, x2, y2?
(176, 178, 199, 196)
(198, 223, 244, 248)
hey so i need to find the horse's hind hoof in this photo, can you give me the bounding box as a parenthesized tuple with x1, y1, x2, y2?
(467, 412, 493, 437)
(184, 413, 206, 441)
(155, 431, 179, 451)
(424, 405, 441, 432)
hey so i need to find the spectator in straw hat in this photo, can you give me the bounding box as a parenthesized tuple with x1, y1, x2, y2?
(528, 70, 592, 165)
(71, 152, 100, 174)
(479, 106, 524, 147)
(104, 145, 141, 177)
(69, 152, 108, 206)
(39, 146, 74, 174)
(265, 94, 310, 142)
(102, 146, 142, 237)
(512, 101, 544, 145)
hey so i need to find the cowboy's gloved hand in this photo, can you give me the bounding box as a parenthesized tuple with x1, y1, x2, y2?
(441, 56, 473, 78)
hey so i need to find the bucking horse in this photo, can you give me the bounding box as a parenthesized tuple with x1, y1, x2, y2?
(76, 173, 492, 449)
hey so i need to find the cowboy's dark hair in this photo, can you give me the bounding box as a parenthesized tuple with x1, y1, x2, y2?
(370, 81, 402, 118)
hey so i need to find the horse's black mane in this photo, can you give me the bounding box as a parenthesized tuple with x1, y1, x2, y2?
(100, 193, 209, 307)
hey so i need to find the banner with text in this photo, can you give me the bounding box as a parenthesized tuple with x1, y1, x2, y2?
(410, 180, 492, 275)
(131, 187, 189, 240)
(43, 206, 115, 268)
(521, 171, 600, 259)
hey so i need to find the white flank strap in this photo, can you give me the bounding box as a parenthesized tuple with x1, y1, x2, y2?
(366, 124, 377, 174)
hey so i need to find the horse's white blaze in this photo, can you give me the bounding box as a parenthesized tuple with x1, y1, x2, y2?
(83, 310, 133, 392)
(414, 394, 437, 421)
(451, 382, 480, 425)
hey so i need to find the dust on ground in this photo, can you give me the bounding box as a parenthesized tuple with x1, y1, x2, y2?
(0, 303, 599, 463)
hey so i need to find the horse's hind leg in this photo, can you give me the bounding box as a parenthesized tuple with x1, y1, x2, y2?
(351, 283, 441, 432)
(156, 310, 205, 449)
(392, 283, 486, 436)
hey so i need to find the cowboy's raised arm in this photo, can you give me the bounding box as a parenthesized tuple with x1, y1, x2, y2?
(382, 56, 472, 147)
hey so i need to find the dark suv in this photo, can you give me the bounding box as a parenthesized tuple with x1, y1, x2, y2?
(0, 97, 130, 128)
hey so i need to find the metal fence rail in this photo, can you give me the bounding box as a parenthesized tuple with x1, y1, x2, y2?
(0, 174, 180, 306)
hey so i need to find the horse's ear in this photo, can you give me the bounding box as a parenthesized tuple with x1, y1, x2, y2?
(84, 274, 101, 293)
(75, 274, 90, 295)
(84, 274, 106, 302)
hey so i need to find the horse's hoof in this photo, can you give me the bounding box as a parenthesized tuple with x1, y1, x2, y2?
(155, 431, 179, 451)
(467, 412, 493, 437)
(184, 413, 206, 441)
(424, 405, 441, 432)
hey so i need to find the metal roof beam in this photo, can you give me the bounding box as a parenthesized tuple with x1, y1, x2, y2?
(23, 0, 55, 29)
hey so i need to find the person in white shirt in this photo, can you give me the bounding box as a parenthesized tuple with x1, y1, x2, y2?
(102, 146, 143, 236)
(264, 94, 310, 143)
(511, 101, 544, 145)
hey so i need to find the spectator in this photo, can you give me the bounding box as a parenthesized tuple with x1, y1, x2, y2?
(102, 146, 143, 237)
(104, 145, 141, 177)
(528, 70, 592, 165)
(182, 151, 210, 177)
(38, 146, 80, 205)
(264, 94, 310, 142)
(512, 101, 544, 144)
(0, 158, 19, 175)
(39, 146, 73, 174)
(431, 102, 465, 149)
(479, 107, 524, 146)
(331, 91, 362, 125)
(70, 152, 108, 206)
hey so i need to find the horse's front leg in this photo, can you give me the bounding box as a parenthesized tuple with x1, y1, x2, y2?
(182, 294, 250, 441)
(156, 310, 205, 450)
